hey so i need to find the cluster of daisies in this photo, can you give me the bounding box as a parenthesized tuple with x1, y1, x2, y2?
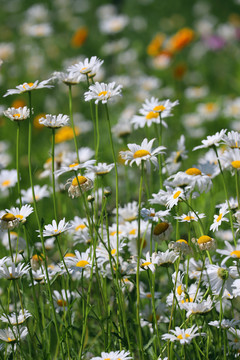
(0, 54, 240, 359)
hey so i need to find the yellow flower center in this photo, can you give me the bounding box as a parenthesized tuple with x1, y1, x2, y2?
(216, 213, 223, 222)
(72, 176, 87, 186)
(206, 102, 215, 112)
(176, 239, 188, 244)
(185, 167, 202, 176)
(177, 334, 183, 339)
(75, 224, 86, 231)
(110, 231, 122, 236)
(7, 337, 14, 342)
(57, 299, 67, 307)
(16, 214, 24, 220)
(64, 253, 76, 258)
(153, 222, 169, 235)
(133, 149, 151, 158)
(13, 113, 21, 118)
(177, 285, 183, 295)
(129, 229, 136, 235)
(2, 180, 10, 187)
(104, 358, 111, 360)
(231, 160, 240, 169)
(146, 293, 152, 298)
(230, 250, 240, 258)
(173, 190, 181, 199)
(197, 235, 212, 244)
(76, 260, 89, 267)
(145, 111, 159, 120)
(153, 105, 166, 112)
(98, 91, 108, 97)
(23, 82, 34, 89)
(185, 334, 190, 338)
(69, 163, 79, 168)
(183, 216, 195, 221)
(1, 213, 16, 222)
(111, 249, 116, 255)
(141, 261, 151, 267)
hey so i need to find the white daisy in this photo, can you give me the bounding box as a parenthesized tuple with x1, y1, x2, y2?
(140, 97, 179, 118)
(0, 326, 28, 343)
(5, 204, 34, 223)
(193, 129, 227, 150)
(165, 187, 185, 209)
(66, 175, 93, 198)
(203, 264, 236, 296)
(3, 106, 30, 121)
(209, 319, 240, 329)
(0, 213, 19, 230)
(141, 208, 170, 222)
(68, 56, 103, 75)
(155, 249, 179, 267)
(174, 211, 205, 223)
(180, 296, 213, 318)
(64, 249, 92, 272)
(3, 79, 53, 97)
(222, 130, 240, 149)
(113, 201, 138, 222)
(217, 241, 240, 264)
(38, 114, 69, 128)
(140, 252, 157, 272)
(52, 71, 84, 85)
(84, 82, 122, 104)
(220, 148, 240, 173)
(210, 203, 229, 232)
(91, 350, 132, 360)
(0, 262, 30, 280)
(87, 162, 114, 176)
(41, 218, 72, 237)
(0, 310, 31, 325)
(20, 185, 50, 203)
(162, 325, 205, 344)
(55, 160, 95, 177)
(0, 169, 18, 192)
(119, 138, 165, 171)
(52, 290, 75, 312)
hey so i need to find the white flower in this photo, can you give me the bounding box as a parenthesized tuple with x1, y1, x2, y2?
(175, 211, 205, 223)
(222, 130, 240, 148)
(193, 129, 227, 150)
(0, 213, 19, 230)
(3, 107, 30, 121)
(91, 350, 132, 360)
(41, 218, 72, 237)
(165, 187, 185, 209)
(55, 160, 95, 177)
(180, 296, 213, 318)
(87, 162, 114, 176)
(141, 208, 170, 222)
(20, 185, 50, 203)
(155, 249, 179, 266)
(0, 169, 18, 191)
(39, 114, 69, 128)
(99, 15, 129, 34)
(0, 326, 28, 343)
(84, 82, 122, 104)
(3, 79, 53, 97)
(232, 279, 240, 297)
(113, 201, 138, 222)
(66, 175, 93, 198)
(141, 97, 179, 118)
(68, 56, 103, 76)
(196, 102, 219, 120)
(52, 71, 84, 85)
(0, 310, 31, 325)
(0, 262, 30, 280)
(5, 205, 34, 223)
(140, 252, 157, 272)
(210, 204, 229, 232)
(216, 241, 240, 264)
(220, 148, 240, 172)
(209, 319, 240, 329)
(52, 290, 75, 312)
(165, 168, 212, 193)
(203, 264, 235, 296)
(162, 325, 205, 344)
(64, 249, 92, 272)
(119, 138, 165, 171)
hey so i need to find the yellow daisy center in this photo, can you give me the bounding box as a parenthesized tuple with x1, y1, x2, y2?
(141, 261, 151, 267)
(98, 91, 108, 97)
(1, 213, 16, 222)
(153, 222, 169, 235)
(7, 337, 14, 342)
(231, 160, 240, 169)
(216, 213, 222, 222)
(146, 293, 152, 298)
(129, 229, 136, 235)
(206, 102, 215, 112)
(185, 167, 202, 176)
(104, 358, 111, 360)
(64, 253, 76, 258)
(183, 216, 195, 221)
(23, 82, 34, 89)
(69, 163, 79, 168)
(2, 180, 10, 187)
(133, 149, 151, 158)
(75, 224, 86, 231)
(185, 334, 190, 338)
(176, 239, 188, 244)
(16, 214, 24, 220)
(153, 105, 166, 112)
(110, 231, 122, 236)
(177, 334, 183, 339)
(72, 176, 87, 186)
(177, 285, 183, 295)
(230, 250, 240, 258)
(197, 235, 212, 244)
(111, 249, 116, 255)
(57, 299, 67, 307)
(76, 260, 89, 267)
(173, 190, 181, 199)
(145, 111, 159, 120)
(13, 113, 21, 118)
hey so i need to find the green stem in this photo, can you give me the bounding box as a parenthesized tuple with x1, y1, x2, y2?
(235, 169, 240, 209)
(51, 129, 57, 222)
(68, 85, 80, 163)
(16, 122, 22, 207)
(95, 104, 99, 161)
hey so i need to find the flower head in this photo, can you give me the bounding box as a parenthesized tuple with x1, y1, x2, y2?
(38, 114, 69, 128)
(68, 56, 103, 76)
(66, 175, 93, 198)
(84, 82, 122, 104)
(3, 107, 30, 121)
(162, 325, 205, 344)
(5, 205, 33, 223)
(41, 218, 72, 237)
(193, 129, 227, 150)
(3, 79, 53, 97)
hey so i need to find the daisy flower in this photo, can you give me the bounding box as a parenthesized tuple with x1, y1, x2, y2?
(0, 262, 30, 280)
(41, 218, 72, 237)
(162, 325, 205, 344)
(52, 290, 75, 312)
(66, 175, 93, 198)
(155, 249, 179, 267)
(3, 106, 30, 121)
(175, 211, 205, 223)
(68, 56, 103, 76)
(141, 208, 170, 222)
(99, 14, 129, 34)
(3, 79, 53, 97)
(196, 102, 220, 121)
(55, 159, 95, 177)
(152, 222, 172, 241)
(140, 97, 179, 118)
(169, 239, 191, 254)
(180, 296, 213, 318)
(222, 130, 240, 149)
(87, 162, 114, 176)
(197, 235, 215, 251)
(140, 252, 158, 272)
(84, 82, 122, 104)
(220, 148, 240, 173)
(166, 168, 212, 193)
(38, 114, 69, 128)
(210, 203, 229, 232)
(209, 319, 240, 329)
(203, 264, 236, 296)
(0, 310, 31, 325)
(52, 71, 84, 85)
(193, 129, 227, 150)
(165, 187, 185, 209)
(0, 169, 18, 192)
(113, 201, 138, 222)
(64, 249, 92, 272)
(0, 213, 19, 230)
(0, 326, 28, 343)
(5, 204, 34, 223)
(90, 350, 132, 360)
(232, 279, 240, 297)
(20, 185, 50, 203)
(119, 138, 165, 171)
(217, 241, 240, 263)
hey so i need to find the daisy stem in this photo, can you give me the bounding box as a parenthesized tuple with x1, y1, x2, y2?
(136, 162, 144, 359)
(235, 169, 240, 209)
(27, 92, 64, 358)
(104, 104, 119, 270)
(51, 129, 57, 222)
(68, 85, 80, 163)
(147, 271, 161, 353)
(95, 104, 100, 161)
(86, 75, 96, 153)
(214, 146, 236, 246)
(16, 122, 22, 207)
(8, 229, 13, 262)
(154, 123, 163, 189)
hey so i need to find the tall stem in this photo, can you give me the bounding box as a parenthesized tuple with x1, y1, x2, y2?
(51, 129, 57, 222)
(68, 85, 80, 163)
(16, 122, 22, 207)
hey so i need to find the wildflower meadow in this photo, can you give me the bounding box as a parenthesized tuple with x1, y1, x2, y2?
(1, 0, 240, 359)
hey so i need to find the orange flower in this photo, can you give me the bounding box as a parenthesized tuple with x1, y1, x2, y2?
(11, 99, 26, 108)
(33, 113, 46, 129)
(147, 33, 165, 56)
(168, 28, 194, 53)
(71, 27, 88, 48)
(55, 126, 80, 143)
